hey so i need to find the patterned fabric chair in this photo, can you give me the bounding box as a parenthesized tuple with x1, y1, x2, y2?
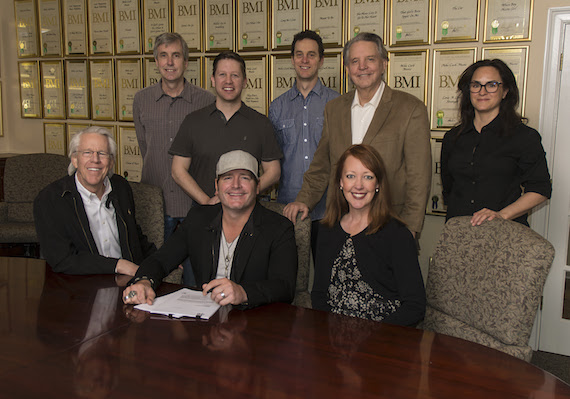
(420, 216, 555, 361)
(261, 201, 312, 308)
(128, 181, 181, 283)
(0, 154, 69, 244)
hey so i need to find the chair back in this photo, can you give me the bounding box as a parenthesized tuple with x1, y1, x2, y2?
(261, 201, 312, 308)
(128, 181, 164, 248)
(4, 153, 69, 223)
(422, 216, 554, 361)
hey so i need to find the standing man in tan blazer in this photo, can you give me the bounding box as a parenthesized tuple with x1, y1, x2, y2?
(284, 32, 431, 236)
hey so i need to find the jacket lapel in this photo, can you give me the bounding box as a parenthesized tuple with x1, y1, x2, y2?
(362, 85, 393, 145)
(231, 204, 259, 283)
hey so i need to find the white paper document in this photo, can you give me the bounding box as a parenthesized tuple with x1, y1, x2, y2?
(134, 288, 221, 320)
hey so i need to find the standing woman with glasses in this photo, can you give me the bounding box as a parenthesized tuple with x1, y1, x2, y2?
(441, 59, 551, 226)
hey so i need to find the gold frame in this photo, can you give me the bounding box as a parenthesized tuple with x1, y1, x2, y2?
(308, 0, 344, 48)
(270, 0, 305, 50)
(15, 0, 40, 58)
(142, 0, 171, 54)
(430, 48, 477, 130)
(62, 0, 88, 56)
(204, 0, 235, 52)
(484, 0, 533, 43)
(88, 0, 114, 55)
(172, 0, 202, 52)
(118, 125, 143, 182)
(389, 0, 432, 47)
(237, 0, 269, 51)
(482, 46, 529, 116)
(434, 0, 480, 43)
(346, 0, 386, 42)
(90, 58, 116, 121)
(40, 60, 66, 120)
(65, 59, 90, 119)
(38, 0, 63, 56)
(116, 58, 142, 122)
(18, 61, 42, 118)
(241, 55, 268, 115)
(114, 0, 142, 54)
(387, 49, 429, 104)
(43, 122, 67, 155)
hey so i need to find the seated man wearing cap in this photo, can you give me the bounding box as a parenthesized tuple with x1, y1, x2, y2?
(123, 150, 298, 308)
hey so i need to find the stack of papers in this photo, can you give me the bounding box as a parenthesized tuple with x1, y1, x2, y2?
(134, 288, 221, 320)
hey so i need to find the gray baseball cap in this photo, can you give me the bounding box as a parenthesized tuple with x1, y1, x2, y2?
(216, 150, 259, 178)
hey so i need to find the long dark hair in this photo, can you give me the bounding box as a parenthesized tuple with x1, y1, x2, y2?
(321, 145, 400, 234)
(457, 59, 522, 136)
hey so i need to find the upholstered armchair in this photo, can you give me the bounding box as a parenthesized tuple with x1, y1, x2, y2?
(261, 201, 312, 308)
(421, 216, 555, 361)
(0, 154, 69, 247)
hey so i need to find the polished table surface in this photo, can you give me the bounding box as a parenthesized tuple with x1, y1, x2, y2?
(1, 257, 570, 398)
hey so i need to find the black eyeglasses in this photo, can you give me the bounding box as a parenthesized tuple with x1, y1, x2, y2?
(469, 81, 502, 93)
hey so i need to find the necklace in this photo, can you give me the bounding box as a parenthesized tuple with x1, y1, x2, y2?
(221, 231, 238, 278)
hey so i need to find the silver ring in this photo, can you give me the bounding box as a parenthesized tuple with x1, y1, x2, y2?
(220, 292, 226, 298)
(126, 290, 137, 300)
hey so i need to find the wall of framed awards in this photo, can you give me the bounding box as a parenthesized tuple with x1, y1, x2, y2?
(10, 0, 536, 182)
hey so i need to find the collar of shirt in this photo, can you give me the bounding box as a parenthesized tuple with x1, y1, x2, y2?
(75, 174, 112, 203)
(351, 81, 385, 144)
(153, 78, 193, 103)
(209, 101, 248, 123)
(288, 79, 326, 102)
(351, 80, 385, 110)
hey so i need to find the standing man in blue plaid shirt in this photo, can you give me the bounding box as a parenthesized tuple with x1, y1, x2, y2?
(269, 30, 340, 227)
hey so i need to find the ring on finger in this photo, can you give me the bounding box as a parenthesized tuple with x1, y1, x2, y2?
(220, 292, 226, 298)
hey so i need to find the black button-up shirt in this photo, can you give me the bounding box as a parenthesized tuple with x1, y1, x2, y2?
(441, 116, 551, 225)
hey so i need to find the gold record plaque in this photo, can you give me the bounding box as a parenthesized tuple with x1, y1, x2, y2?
(63, 0, 88, 55)
(90, 59, 116, 120)
(205, 0, 235, 51)
(114, 0, 142, 54)
(65, 59, 90, 119)
(237, 0, 268, 51)
(18, 61, 42, 118)
(15, 0, 39, 57)
(41, 60, 66, 119)
(88, 0, 114, 55)
(116, 58, 142, 121)
(38, 0, 63, 56)
(173, 0, 202, 51)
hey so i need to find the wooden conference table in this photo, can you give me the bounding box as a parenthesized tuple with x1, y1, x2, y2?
(1, 257, 570, 398)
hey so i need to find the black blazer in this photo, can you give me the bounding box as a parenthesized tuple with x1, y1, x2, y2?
(134, 202, 298, 308)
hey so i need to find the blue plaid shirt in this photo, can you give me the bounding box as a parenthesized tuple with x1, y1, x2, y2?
(269, 79, 340, 220)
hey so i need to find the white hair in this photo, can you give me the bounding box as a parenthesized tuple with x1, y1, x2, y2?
(68, 126, 116, 176)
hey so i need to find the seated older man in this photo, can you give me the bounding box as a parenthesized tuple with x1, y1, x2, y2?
(123, 150, 298, 308)
(34, 126, 156, 275)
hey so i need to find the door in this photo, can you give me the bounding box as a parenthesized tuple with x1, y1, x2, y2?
(539, 20, 570, 356)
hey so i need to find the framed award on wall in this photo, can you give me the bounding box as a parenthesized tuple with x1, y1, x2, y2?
(15, 0, 39, 57)
(40, 60, 66, 119)
(90, 59, 116, 120)
(38, 0, 63, 56)
(63, 0, 88, 55)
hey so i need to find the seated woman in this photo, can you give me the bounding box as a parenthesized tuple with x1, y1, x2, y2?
(311, 145, 426, 326)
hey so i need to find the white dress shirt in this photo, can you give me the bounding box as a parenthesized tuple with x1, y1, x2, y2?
(75, 175, 122, 259)
(351, 81, 385, 144)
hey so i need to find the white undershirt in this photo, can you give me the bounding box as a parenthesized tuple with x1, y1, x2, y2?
(351, 81, 385, 144)
(216, 231, 239, 280)
(75, 174, 122, 259)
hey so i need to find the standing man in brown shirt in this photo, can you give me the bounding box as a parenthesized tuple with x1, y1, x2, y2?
(133, 32, 215, 248)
